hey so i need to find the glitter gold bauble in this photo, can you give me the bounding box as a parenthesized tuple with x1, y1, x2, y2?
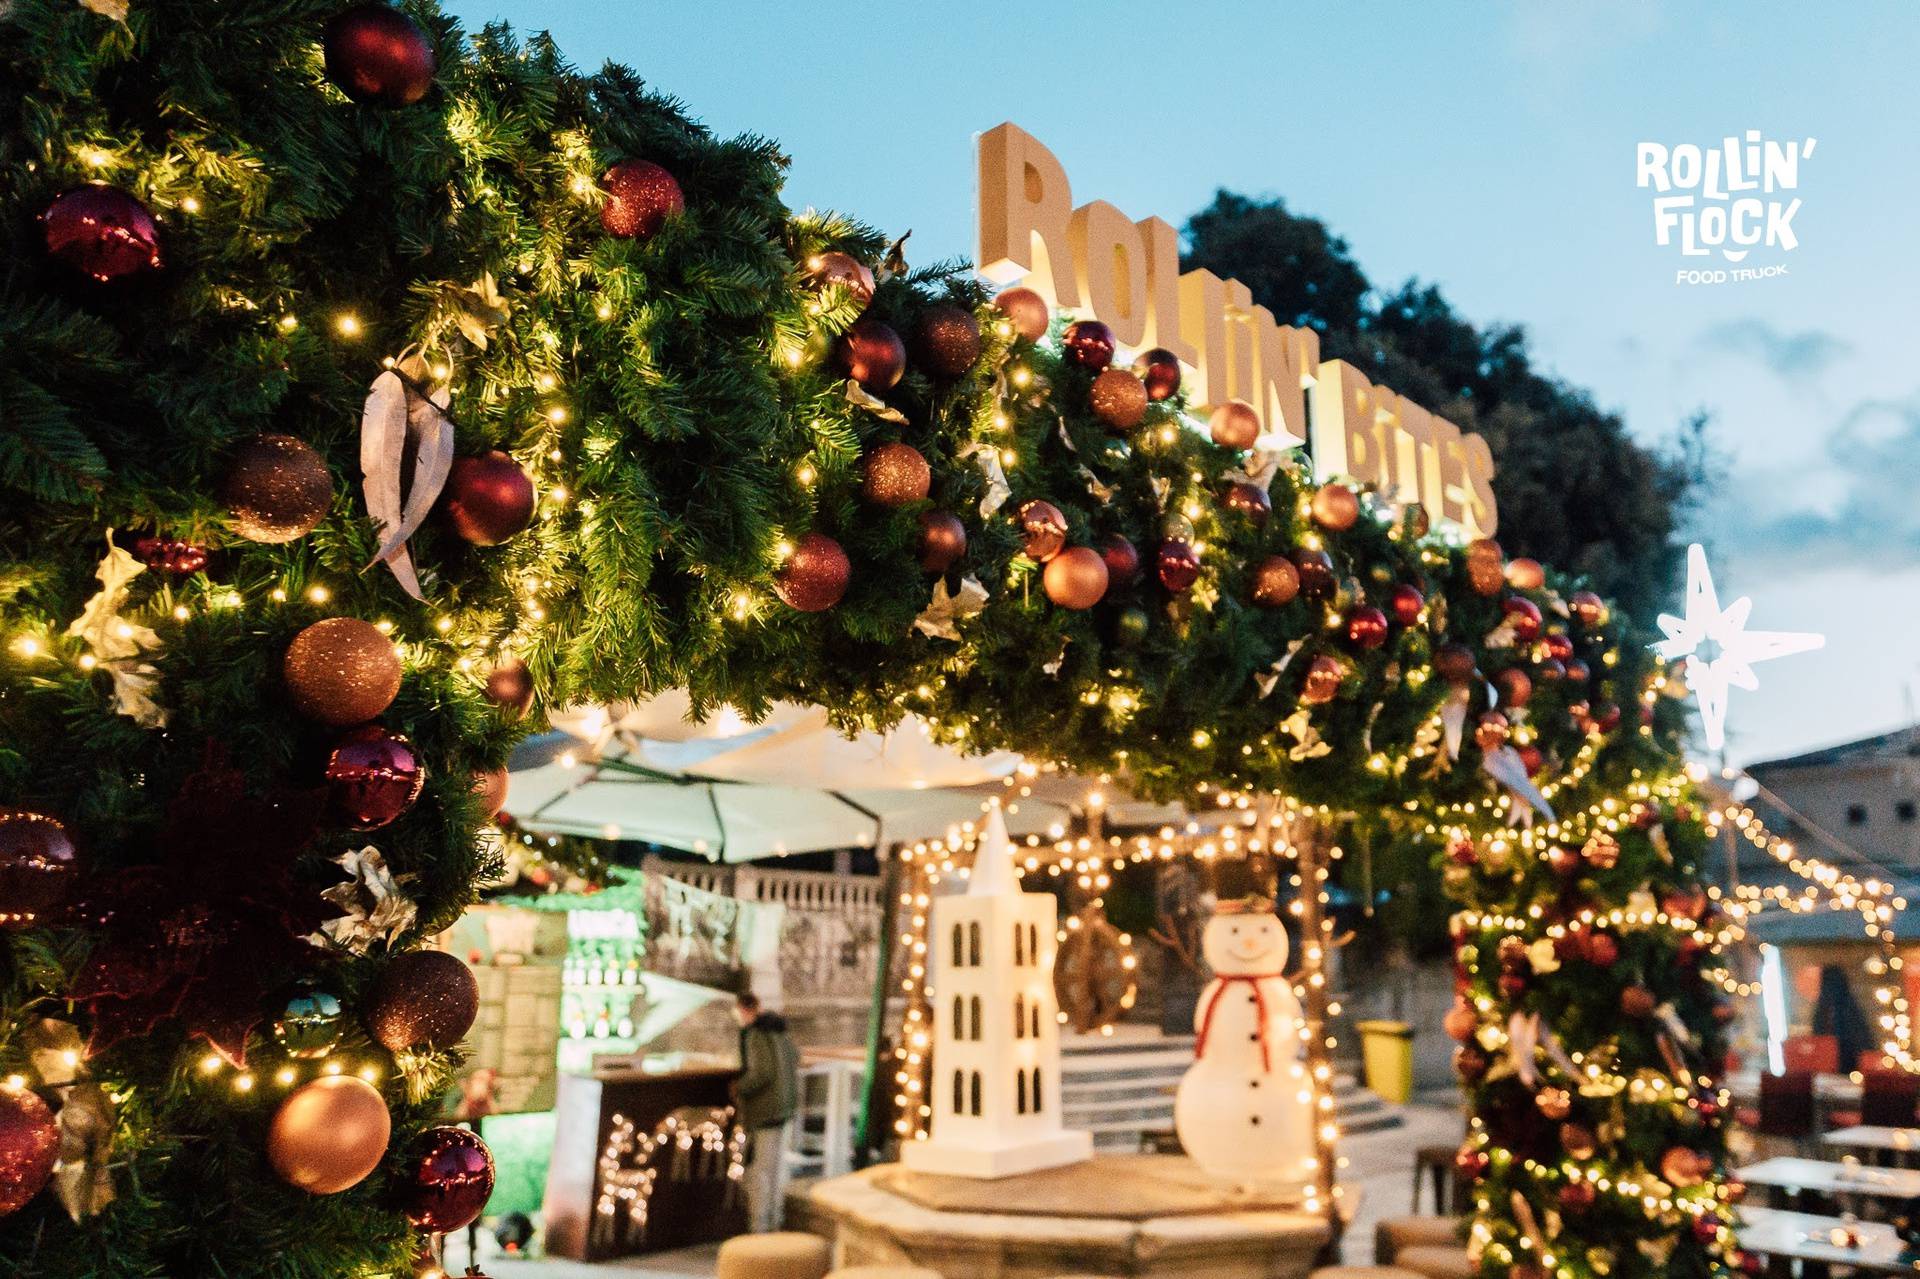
(599, 159, 684, 240)
(282, 618, 402, 726)
(1251, 556, 1299, 607)
(366, 950, 479, 1052)
(1089, 368, 1148, 432)
(914, 305, 982, 379)
(774, 532, 851, 612)
(1042, 546, 1109, 610)
(860, 442, 930, 508)
(224, 434, 332, 544)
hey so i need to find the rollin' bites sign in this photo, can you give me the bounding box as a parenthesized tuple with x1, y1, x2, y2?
(976, 122, 1498, 537)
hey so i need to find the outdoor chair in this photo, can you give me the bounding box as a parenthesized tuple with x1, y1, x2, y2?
(1393, 1246, 1475, 1279)
(1782, 1034, 1840, 1074)
(1861, 1068, 1920, 1127)
(1411, 1144, 1458, 1213)
(1746, 1069, 1817, 1159)
(716, 1232, 833, 1279)
(1376, 1216, 1463, 1265)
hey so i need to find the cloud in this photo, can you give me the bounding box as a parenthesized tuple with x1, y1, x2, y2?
(1696, 319, 1851, 379)
(1713, 393, 1920, 572)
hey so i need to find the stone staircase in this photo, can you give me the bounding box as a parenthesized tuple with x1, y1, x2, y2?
(1059, 1029, 1401, 1151)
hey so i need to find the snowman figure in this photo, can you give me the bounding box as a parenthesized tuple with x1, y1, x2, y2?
(1173, 896, 1315, 1191)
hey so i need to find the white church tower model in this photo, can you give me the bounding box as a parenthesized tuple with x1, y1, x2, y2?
(902, 805, 1093, 1178)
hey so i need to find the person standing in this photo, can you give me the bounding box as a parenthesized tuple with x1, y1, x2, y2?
(733, 991, 800, 1232)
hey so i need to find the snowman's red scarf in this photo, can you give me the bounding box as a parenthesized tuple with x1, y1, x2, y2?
(1195, 972, 1285, 1071)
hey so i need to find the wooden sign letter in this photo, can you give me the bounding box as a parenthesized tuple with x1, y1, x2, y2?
(977, 123, 1079, 307)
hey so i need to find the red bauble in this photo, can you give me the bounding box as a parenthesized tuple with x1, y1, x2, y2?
(1346, 606, 1389, 650)
(0, 1086, 59, 1216)
(1621, 986, 1657, 1017)
(1563, 658, 1591, 684)
(1517, 743, 1545, 775)
(1155, 539, 1200, 592)
(42, 185, 163, 283)
(1388, 584, 1425, 627)
(1291, 548, 1335, 600)
(133, 536, 209, 576)
(441, 451, 535, 546)
(599, 159, 684, 240)
(1455, 1146, 1489, 1179)
(1584, 932, 1620, 967)
(1301, 655, 1344, 705)
(1453, 1046, 1489, 1083)
(994, 287, 1049, 342)
(860, 442, 931, 508)
(1016, 500, 1068, 562)
(1535, 658, 1566, 684)
(1693, 1215, 1723, 1245)
(1474, 713, 1510, 754)
(1089, 368, 1148, 432)
(1503, 596, 1543, 643)
(1221, 481, 1271, 526)
(804, 251, 875, 305)
(283, 618, 403, 726)
(916, 512, 967, 574)
(484, 657, 534, 716)
(1543, 632, 1575, 663)
(1591, 702, 1621, 732)
(1100, 535, 1141, 585)
(323, 4, 436, 106)
(1132, 348, 1182, 401)
(1310, 483, 1360, 531)
(835, 317, 907, 390)
(1495, 667, 1533, 709)
(0, 811, 79, 928)
(775, 533, 851, 612)
(915, 305, 982, 379)
(1207, 400, 1259, 450)
(1546, 846, 1581, 878)
(1061, 319, 1115, 370)
(1252, 556, 1300, 608)
(400, 1126, 496, 1233)
(325, 725, 425, 831)
(1558, 1180, 1596, 1213)
(1043, 547, 1109, 610)
(1560, 1121, 1597, 1159)
(367, 950, 479, 1052)
(1497, 972, 1527, 999)
(1569, 590, 1608, 629)
(1433, 643, 1478, 686)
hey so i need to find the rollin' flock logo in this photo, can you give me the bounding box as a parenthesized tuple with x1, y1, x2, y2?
(1635, 131, 1815, 284)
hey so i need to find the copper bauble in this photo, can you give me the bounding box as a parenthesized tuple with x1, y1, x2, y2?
(283, 618, 402, 726)
(1291, 547, 1335, 599)
(1221, 481, 1271, 526)
(268, 1075, 390, 1195)
(1300, 655, 1344, 705)
(484, 657, 534, 716)
(915, 511, 967, 574)
(42, 184, 163, 282)
(994, 287, 1049, 342)
(1494, 667, 1532, 710)
(804, 251, 874, 305)
(1505, 557, 1546, 590)
(324, 3, 435, 105)
(473, 766, 510, 820)
(1536, 1086, 1572, 1120)
(1252, 555, 1300, 608)
(1346, 605, 1389, 650)
(1089, 368, 1148, 432)
(1443, 1001, 1476, 1042)
(1132, 348, 1181, 401)
(1465, 538, 1504, 595)
(1207, 399, 1259, 449)
(224, 434, 332, 544)
(1155, 539, 1200, 593)
(1043, 547, 1109, 610)
(860, 442, 930, 508)
(367, 950, 480, 1052)
(442, 450, 535, 546)
(599, 159, 684, 240)
(834, 317, 906, 390)
(1621, 985, 1657, 1017)
(1569, 590, 1608, 629)
(1100, 534, 1140, 585)
(1560, 1121, 1597, 1159)
(1517, 743, 1545, 775)
(1474, 712, 1510, 753)
(1016, 500, 1068, 562)
(1388, 583, 1425, 627)
(1503, 596, 1543, 643)
(1310, 482, 1359, 531)
(774, 532, 851, 612)
(1660, 1146, 1706, 1188)
(1433, 642, 1478, 686)
(915, 305, 982, 379)
(325, 724, 425, 830)
(400, 1126, 495, 1233)
(0, 1086, 57, 1216)
(0, 811, 78, 928)
(1061, 319, 1115, 370)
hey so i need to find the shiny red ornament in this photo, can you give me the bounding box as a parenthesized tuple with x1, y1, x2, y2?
(1563, 658, 1591, 684)
(1503, 596, 1543, 643)
(1447, 838, 1478, 867)
(1132, 348, 1181, 401)
(1291, 547, 1335, 599)
(1453, 1046, 1489, 1083)
(1455, 1145, 1489, 1179)
(1496, 972, 1526, 999)
(1433, 643, 1477, 686)
(42, 184, 163, 282)
(1345, 605, 1389, 650)
(484, 657, 534, 716)
(1546, 846, 1582, 878)
(1310, 482, 1360, 531)
(1388, 583, 1424, 627)
(1300, 655, 1344, 706)
(1569, 590, 1608, 629)
(1505, 557, 1545, 590)
(441, 451, 535, 546)
(1543, 632, 1574, 663)
(916, 511, 967, 574)
(599, 160, 684, 240)
(325, 725, 425, 831)
(1251, 555, 1299, 608)
(1061, 319, 1115, 369)
(0, 1086, 59, 1216)
(1494, 667, 1533, 710)
(133, 536, 209, 576)
(774, 532, 851, 612)
(994, 287, 1049, 342)
(804, 251, 875, 305)
(1016, 500, 1068, 562)
(835, 317, 907, 390)
(1042, 547, 1108, 610)
(1207, 400, 1260, 449)
(915, 305, 982, 379)
(1100, 534, 1140, 584)
(860, 442, 930, 508)
(1221, 481, 1271, 526)
(1535, 658, 1566, 683)
(1583, 932, 1619, 967)
(1621, 985, 1657, 1017)
(1517, 743, 1545, 775)
(1558, 1180, 1596, 1213)
(1155, 539, 1200, 592)
(400, 1126, 495, 1233)
(1693, 1215, 1723, 1245)
(324, 4, 436, 106)
(0, 811, 79, 928)
(1560, 1121, 1597, 1159)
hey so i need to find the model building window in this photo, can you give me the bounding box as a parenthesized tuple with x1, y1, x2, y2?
(952, 923, 964, 967)
(1016, 1069, 1028, 1114)
(968, 921, 982, 966)
(952, 995, 964, 1039)
(952, 1069, 964, 1116)
(1028, 922, 1039, 963)
(1013, 921, 1025, 966)
(1848, 804, 1869, 826)
(969, 995, 982, 1041)
(1031, 1001, 1041, 1038)
(1031, 1066, 1043, 1113)
(1898, 800, 1917, 823)
(1014, 993, 1026, 1039)
(970, 1070, 982, 1116)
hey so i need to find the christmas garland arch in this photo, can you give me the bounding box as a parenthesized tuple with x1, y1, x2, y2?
(0, 4, 1735, 1278)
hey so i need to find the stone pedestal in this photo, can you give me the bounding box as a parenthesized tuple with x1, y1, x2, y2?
(793, 1154, 1339, 1279)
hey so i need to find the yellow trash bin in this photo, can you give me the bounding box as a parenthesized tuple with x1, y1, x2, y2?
(1356, 1019, 1414, 1103)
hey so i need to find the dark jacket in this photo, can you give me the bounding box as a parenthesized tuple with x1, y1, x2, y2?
(735, 1011, 800, 1130)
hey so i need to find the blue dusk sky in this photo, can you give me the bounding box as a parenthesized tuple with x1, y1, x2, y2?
(446, 0, 1920, 768)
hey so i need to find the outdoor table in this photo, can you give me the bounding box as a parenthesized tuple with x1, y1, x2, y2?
(1824, 1126, 1920, 1164)
(1737, 1205, 1916, 1276)
(1737, 1156, 1920, 1205)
